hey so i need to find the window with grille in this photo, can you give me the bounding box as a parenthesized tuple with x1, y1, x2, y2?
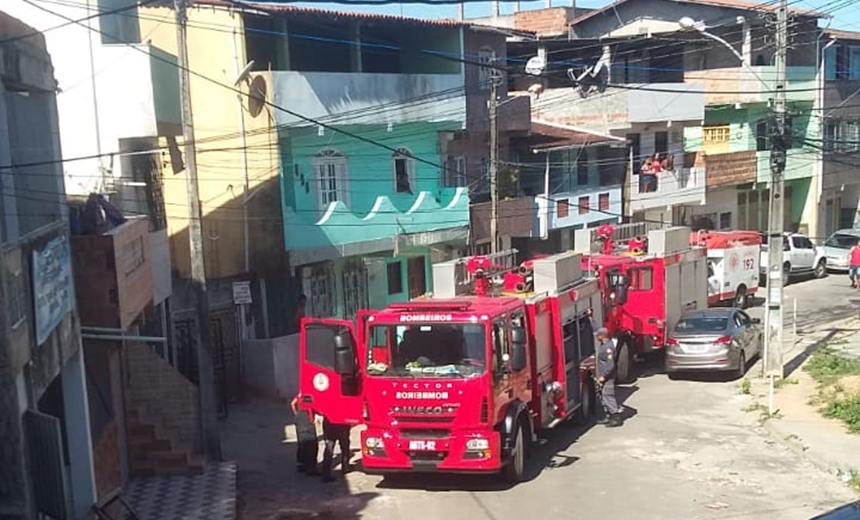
(702, 125, 731, 145)
(578, 196, 590, 215)
(844, 121, 860, 152)
(478, 48, 496, 90)
(313, 149, 348, 209)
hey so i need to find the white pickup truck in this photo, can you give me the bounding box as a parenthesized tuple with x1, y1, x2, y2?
(759, 232, 826, 285)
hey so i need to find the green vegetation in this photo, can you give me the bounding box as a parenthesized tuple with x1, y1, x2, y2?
(743, 402, 782, 425)
(773, 377, 798, 389)
(740, 378, 751, 395)
(849, 470, 860, 493)
(804, 347, 860, 385)
(804, 345, 860, 434)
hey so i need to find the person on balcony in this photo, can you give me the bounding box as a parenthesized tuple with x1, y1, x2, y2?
(640, 156, 657, 193)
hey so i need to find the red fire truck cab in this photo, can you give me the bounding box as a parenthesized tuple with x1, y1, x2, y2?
(298, 250, 604, 483)
(575, 223, 709, 383)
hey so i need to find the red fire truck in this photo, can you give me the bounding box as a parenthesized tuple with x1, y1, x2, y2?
(574, 223, 709, 383)
(297, 250, 620, 482)
(690, 230, 762, 308)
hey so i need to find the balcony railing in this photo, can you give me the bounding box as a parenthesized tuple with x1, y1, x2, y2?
(631, 166, 705, 212)
(536, 186, 623, 234)
(524, 83, 704, 133)
(683, 66, 816, 105)
(265, 71, 466, 127)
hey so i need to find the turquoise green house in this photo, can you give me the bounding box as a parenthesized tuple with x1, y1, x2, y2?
(279, 122, 469, 318)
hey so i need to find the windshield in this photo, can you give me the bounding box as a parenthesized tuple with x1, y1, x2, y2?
(366, 323, 487, 378)
(675, 316, 729, 334)
(824, 233, 859, 249)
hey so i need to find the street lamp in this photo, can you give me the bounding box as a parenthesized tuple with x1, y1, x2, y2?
(677, 17, 770, 89)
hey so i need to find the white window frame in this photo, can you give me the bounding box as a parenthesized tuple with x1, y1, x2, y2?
(478, 47, 496, 90)
(824, 121, 840, 152)
(392, 148, 416, 194)
(313, 149, 349, 210)
(444, 155, 466, 187)
(702, 125, 731, 145)
(845, 121, 860, 152)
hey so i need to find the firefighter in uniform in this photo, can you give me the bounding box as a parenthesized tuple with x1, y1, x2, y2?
(321, 417, 352, 483)
(596, 326, 624, 428)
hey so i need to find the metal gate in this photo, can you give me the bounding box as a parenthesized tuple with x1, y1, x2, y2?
(173, 307, 240, 419)
(342, 259, 369, 319)
(24, 410, 69, 520)
(304, 263, 336, 318)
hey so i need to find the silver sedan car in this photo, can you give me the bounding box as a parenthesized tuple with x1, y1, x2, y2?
(665, 308, 762, 380)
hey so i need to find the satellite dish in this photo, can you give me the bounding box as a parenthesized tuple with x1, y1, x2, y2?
(233, 60, 256, 86)
(525, 55, 546, 76)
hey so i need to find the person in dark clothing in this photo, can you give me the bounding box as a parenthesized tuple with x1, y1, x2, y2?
(596, 327, 623, 428)
(321, 417, 352, 483)
(291, 394, 320, 475)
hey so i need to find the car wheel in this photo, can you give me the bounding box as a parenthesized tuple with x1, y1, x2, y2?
(733, 285, 748, 308)
(503, 422, 526, 484)
(573, 380, 595, 426)
(735, 351, 747, 380)
(814, 259, 827, 279)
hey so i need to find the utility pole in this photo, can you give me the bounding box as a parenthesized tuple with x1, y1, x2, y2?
(488, 65, 502, 254)
(764, 0, 788, 416)
(174, 0, 222, 460)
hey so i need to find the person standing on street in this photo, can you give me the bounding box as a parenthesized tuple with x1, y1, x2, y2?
(321, 416, 352, 483)
(850, 242, 860, 288)
(290, 394, 320, 475)
(596, 327, 623, 428)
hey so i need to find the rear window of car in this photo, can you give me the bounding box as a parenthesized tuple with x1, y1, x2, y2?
(824, 233, 859, 249)
(675, 317, 729, 333)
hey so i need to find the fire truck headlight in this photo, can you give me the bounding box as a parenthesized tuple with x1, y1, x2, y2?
(466, 438, 490, 451)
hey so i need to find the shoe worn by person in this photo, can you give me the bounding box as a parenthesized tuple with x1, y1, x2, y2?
(596, 415, 609, 424)
(606, 414, 624, 428)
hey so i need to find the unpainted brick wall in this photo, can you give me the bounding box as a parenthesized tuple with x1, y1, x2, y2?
(125, 342, 201, 452)
(513, 7, 574, 36)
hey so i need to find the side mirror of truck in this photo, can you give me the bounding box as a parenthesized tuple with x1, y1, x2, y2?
(611, 285, 629, 306)
(511, 327, 527, 372)
(333, 332, 357, 375)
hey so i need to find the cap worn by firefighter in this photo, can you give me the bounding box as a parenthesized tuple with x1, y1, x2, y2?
(597, 327, 609, 337)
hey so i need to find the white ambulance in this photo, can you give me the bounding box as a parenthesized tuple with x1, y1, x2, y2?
(690, 230, 762, 309)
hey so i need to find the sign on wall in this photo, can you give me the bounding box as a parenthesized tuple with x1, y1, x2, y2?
(32, 234, 74, 346)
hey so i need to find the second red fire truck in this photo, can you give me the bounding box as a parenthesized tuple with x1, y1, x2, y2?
(297, 249, 625, 482)
(574, 223, 709, 383)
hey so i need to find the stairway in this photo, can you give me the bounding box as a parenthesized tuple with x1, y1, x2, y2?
(126, 400, 206, 477)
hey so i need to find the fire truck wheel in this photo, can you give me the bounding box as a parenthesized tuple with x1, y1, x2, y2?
(615, 341, 634, 384)
(733, 285, 748, 309)
(573, 380, 595, 426)
(503, 422, 527, 484)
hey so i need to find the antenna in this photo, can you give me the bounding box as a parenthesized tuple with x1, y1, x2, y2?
(233, 60, 256, 87)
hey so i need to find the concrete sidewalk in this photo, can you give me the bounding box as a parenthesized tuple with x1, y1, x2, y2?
(752, 316, 860, 484)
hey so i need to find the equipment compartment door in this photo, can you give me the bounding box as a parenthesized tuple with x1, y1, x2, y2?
(562, 318, 581, 410)
(299, 319, 363, 425)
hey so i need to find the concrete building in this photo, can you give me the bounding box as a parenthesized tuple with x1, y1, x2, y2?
(0, 12, 96, 519)
(818, 29, 860, 237)
(496, 0, 823, 234)
(139, 3, 530, 324)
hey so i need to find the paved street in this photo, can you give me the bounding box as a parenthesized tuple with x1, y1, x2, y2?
(228, 274, 860, 520)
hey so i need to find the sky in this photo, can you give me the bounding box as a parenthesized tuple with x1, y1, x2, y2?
(291, 0, 860, 32)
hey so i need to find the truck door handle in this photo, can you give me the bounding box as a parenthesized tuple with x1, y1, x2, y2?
(302, 395, 313, 403)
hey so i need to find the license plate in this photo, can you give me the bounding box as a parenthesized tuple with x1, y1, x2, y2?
(408, 440, 437, 451)
(682, 344, 707, 354)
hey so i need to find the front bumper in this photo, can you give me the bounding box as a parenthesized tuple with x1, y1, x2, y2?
(665, 349, 738, 372)
(360, 428, 503, 474)
(826, 258, 849, 272)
